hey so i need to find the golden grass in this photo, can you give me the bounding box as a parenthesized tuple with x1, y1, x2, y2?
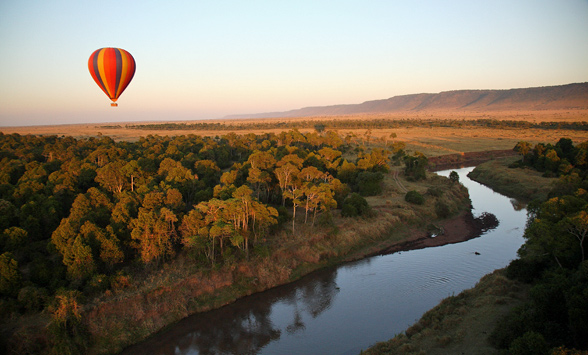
(2, 111, 586, 157)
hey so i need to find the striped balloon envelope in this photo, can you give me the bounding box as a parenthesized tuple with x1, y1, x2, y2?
(88, 48, 136, 107)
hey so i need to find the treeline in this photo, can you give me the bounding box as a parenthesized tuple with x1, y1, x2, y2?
(490, 139, 588, 353)
(513, 138, 588, 178)
(110, 118, 588, 132)
(0, 130, 414, 327)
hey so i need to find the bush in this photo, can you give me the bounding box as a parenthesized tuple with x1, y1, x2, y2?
(508, 331, 549, 355)
(341, 203, 358, 217)
(489, 304, 534, 349)
(506, 258, 546, 283)
(405, 190, 425, 205)
(17, 286, 49, 313)
(435, 201, 451, 218)
(357, 171, 383, 196)
(449, 171, 459, 183)
(277, 206, 290, 225)
(426, 186, 444, 197)
(341, 193, 371, 217)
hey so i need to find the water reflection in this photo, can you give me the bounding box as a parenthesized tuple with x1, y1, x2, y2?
(123, 268, 340, 355)
(510, 198, 527, 211)
(473, 212, 499, 234)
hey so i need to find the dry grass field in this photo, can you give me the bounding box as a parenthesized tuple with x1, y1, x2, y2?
(2, 110, 587, 157)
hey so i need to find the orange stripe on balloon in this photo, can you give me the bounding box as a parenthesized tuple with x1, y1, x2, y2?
(104, 48, 118, 99)
(96, 49, 112, 98)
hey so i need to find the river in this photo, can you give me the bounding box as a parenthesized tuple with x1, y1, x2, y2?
(122, 166, 528, 355)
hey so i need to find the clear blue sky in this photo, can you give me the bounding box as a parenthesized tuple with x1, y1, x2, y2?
(1, 0, 587, 126)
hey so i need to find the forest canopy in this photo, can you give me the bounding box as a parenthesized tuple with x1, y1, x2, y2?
(0, 129, 409, 317)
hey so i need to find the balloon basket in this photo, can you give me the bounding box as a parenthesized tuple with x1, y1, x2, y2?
(111, 103, 118, 107)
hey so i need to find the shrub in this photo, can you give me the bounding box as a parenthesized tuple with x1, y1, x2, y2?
(405, 190, 425, 205)
(435, 201, 451, 218)
(277, 206, 290, 225)
(426, 186, 444, 197)
(341, 193, 371, 217)
(489, 304, 534, 349)
(341, 203, 358, 217)
(357, 171, 383, 196)
(508, 331, 549, 355)
(449, 171, 459, 183)
(506, 258, 546, 283)
(17, 286, 49, 313)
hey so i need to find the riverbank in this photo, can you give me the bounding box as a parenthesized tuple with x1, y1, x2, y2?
(427, 149, 518, 171)
(362, 268, 530, 355)
(74, 171, 469, 354)
(467, 156, 556, 201)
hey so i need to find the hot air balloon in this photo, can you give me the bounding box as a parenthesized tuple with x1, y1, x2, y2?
(88, 48, 136, 107)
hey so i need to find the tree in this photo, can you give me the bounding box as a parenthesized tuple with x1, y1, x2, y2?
(247, 151, 276, 201)
(79, 221, 124, 270)
(357, 171, 384, 196)
(514, 141, 532, 163)
(47, 290, 88, 354)
(1, 226, 28, 252)
(449, 171, 460, 184)
(565, 210, 588, 262)
(67, 236, 96, 280)
(194, 199, 226, 264)
(318, 147, 342, 171)
(357, 148, 390, 172)
(0, 252, 21, 296)
(130, 207, 178, 266)
(275, 163, 300, 206)
(341, 193, 370, 217)
(283, 177, 304, 233)
(158, 158, 196, 184)
(404, 153, 428, 181)
(179, 209, 209, 259)
(314, 123, 326, 134)
(95, 160, 127, 194)
(312, 184, 336, 225)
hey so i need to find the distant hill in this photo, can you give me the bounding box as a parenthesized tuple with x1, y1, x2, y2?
(225, 82, 588, 119)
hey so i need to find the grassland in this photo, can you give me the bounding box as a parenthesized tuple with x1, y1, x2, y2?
(2, 110, 587, 156)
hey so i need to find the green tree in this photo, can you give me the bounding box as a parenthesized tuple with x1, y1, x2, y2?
(0, 252, 21, 296)
(449, 171, 460, 183)
(1, 226, 28, 252)
(404, 153, 428, 181)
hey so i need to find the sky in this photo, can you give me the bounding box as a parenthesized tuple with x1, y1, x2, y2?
(0, 0, 587, 127)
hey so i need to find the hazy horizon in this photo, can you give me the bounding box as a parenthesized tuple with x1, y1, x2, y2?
(1, 0, 587, 127)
